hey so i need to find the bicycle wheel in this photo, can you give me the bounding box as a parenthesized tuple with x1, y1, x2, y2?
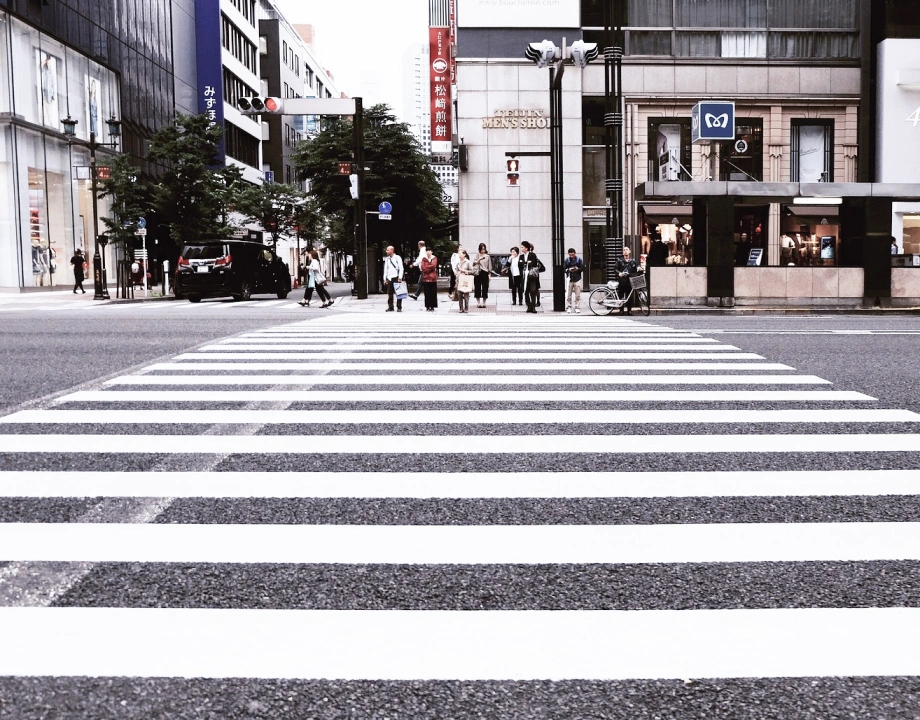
(588, 287, 616, 316)
(636, 289, 651, 316)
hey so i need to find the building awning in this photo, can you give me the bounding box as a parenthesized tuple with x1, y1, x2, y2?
(635, 181, 920, 203)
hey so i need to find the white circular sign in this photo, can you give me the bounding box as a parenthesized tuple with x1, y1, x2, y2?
(734, 139, 749, 154)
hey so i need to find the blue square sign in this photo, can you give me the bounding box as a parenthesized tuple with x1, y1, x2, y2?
(692, 101, 735, 143)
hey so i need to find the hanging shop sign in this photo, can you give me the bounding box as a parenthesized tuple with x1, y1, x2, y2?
(482, 110, 550, 130)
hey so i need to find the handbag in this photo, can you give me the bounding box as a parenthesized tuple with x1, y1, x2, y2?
(457, 273, 474, 293)
(393, 280, 408, 299)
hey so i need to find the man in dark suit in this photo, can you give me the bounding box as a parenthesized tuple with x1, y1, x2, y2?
(518, 241, 544, 313)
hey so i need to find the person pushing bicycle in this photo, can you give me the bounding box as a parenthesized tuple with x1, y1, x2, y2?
(613, 246, 638, 315)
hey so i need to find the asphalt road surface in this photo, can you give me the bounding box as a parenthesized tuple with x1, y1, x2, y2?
(1, 300, 919, 718)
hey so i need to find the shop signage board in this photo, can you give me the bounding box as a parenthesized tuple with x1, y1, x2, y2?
(746, 249, 763, 266)
(692, 101, 735, 143)
(429, 25, 452, 155)
(458, 0, 579, 28)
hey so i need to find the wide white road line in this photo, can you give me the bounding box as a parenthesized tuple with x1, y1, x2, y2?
(1, 607, 918, 681)
(0, 432, 901, 455)
(104, 374, 830, 386)
(58, 389, 873, 403)
(148, 362, 796, 371)
(3, 468, 920, 499)
(12, 408, 907, 426)
(175, 352, 769, 360)
(242, 333, 711, 340)
(1, 522, 919, 564)
(210, 343, 732, 351)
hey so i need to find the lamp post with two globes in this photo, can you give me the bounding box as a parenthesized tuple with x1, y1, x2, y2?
(61, 114, 121, 300)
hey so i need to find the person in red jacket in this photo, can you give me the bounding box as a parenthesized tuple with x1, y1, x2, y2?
(420, 247, 439, 311)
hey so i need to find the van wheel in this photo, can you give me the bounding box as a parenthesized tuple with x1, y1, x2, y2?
(235, 282, 252, 301)
(277, 289, 289, 299)
(187, 295, 201, 303)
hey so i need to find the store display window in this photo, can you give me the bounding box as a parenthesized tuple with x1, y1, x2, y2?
(779, 206, 839, 266)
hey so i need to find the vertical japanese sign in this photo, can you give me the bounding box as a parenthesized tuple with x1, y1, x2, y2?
(429, 25, 452, 155)
(195, 0, 226, 162)
(448, 0, 457, 86)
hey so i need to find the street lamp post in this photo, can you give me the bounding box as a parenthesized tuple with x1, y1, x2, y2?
(62, 114, 121, 300)
(525, 39, 598, 311)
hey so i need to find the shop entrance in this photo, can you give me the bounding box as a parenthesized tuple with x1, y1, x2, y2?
(733, 205, 769, 266)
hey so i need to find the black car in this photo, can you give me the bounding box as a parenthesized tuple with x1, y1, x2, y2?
(175, 240, 292, 302)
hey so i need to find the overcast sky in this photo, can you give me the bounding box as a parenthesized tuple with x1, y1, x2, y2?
(272, 0, 430, 122)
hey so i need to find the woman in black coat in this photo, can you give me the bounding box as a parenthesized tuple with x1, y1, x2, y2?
(518, 241, 545, 313)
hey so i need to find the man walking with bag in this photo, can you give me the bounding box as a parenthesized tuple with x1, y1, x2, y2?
(382, 245, 405, 312)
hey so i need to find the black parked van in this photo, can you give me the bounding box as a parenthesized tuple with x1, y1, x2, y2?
(175, 240, 292, 302)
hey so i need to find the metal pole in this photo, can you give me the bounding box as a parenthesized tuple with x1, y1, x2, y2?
(603, 0, 625, 281)
(353, 97, 368, 299)
(88, 132, 108, 300)
(550, 63, 565, 312)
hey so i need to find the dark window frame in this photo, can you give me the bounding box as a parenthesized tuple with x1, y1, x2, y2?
(790, 118, 834, 182)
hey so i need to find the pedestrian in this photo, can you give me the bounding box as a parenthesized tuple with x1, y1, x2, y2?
(507, 246, 523, 305)
(519, 241, 544, 314)
(421, 246, 439, 311)
(69, 248, 86, 294)
(297, 258, 316, 306)
(409, 240, 426, 300)
(646, 235, 668, 267)
(455, 248, 474, 313)
(382, 245, 405, 312)
(309, 249, 333, 308)
(614, 245, 638, 315)
(449, 244, 462, 298)
(563, 247, 584, 314)
(473, 242, 492, 308)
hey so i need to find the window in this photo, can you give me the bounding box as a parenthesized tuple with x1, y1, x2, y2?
(648, 119, 692, 181)
(221, 15, 257, 72)
(224, 122, 259, 168)
(582, 97, 605, 145)
(718, 120, 763, 181)
(791, 119, 833, 182)
(222, 68, 257, 108)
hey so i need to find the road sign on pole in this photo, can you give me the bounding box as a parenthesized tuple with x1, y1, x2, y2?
(378, 201, 392, 214)
(379, 214, 392, 220)
(137, 217, 147, 229)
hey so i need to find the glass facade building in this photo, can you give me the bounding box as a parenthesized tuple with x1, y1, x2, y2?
(0, 0, 176, 291)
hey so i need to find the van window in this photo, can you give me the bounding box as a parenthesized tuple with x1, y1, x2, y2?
(262, 249, 274, 262)
(182, 244, 228, 260)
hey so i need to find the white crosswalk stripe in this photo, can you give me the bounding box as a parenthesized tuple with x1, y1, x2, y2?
(0, 314, 917, 704)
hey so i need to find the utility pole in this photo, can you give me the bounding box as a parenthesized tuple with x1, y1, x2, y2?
(353, 97, 368, 299)
(604, 0, 626, 281)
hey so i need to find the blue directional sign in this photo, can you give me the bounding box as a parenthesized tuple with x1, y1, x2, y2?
(378, 201, 392, 214)
(692, 101, 735, 143)
(137, 217, 147, 229)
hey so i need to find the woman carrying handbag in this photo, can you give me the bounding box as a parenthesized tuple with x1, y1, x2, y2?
(420, 247, 439, 311)
(455, 248, 474, 313)
(309, 249, 333, 308)
(472, 243, 492, 308)
(297, 258, 316, 306)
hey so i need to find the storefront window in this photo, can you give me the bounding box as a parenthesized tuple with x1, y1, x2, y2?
(734, 206, 769, 266)
(791, 119, 833, 182)
(719, 120, 763, 181)
(779, 206, 838, 266)
(582, 148, 605, 207)
(648, 119, 691, 181)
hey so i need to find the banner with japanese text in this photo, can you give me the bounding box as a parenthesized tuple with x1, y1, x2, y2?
(429, 26, 452, 155)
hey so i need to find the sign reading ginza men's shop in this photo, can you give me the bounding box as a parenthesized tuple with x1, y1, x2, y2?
(482, 110, 550, 129)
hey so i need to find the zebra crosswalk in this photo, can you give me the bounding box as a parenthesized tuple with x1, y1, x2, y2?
(0, 315, 918, 716)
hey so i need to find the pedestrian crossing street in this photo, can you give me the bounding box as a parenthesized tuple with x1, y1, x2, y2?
(1, 314, 919, 715)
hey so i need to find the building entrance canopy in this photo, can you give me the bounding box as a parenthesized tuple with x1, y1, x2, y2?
(636, 182, 920, 204)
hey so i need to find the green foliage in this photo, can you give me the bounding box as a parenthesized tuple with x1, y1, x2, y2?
(97, 153, 148, 247)
(234, 181, 307, 250)
(293, 104, 448, 258)
(147, 113, 238, 244)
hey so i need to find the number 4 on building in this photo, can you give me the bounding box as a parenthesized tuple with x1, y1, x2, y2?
(907, 106, 920, 127)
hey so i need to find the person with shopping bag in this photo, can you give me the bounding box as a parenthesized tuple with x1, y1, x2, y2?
(455, 248, 474, 313)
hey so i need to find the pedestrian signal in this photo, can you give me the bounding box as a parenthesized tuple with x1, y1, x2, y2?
(507, 158, 520, 187)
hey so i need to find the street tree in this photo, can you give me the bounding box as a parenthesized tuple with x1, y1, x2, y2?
(97, 152, 148, 248)
(235, 181, 307, 250)
(147, 113, 237, 244)
(293, 104, 449, 259)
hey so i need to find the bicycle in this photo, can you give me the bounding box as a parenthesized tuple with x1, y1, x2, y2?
(588, 272, 651, 316)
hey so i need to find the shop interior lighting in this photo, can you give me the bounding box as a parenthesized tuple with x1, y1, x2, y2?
(793, 197, 842, 205)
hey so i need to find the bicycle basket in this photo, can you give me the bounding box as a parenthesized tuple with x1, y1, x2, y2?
(628, 274, 646, 290)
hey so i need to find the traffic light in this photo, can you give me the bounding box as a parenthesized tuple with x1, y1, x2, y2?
(524, 39, 559, 69)
(337, 161, 354, 175)
(349, 173, 359, 199)
(237, 96, 283, 114)
(506, 158, 520, 187)
(570, 40, 599, 68)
